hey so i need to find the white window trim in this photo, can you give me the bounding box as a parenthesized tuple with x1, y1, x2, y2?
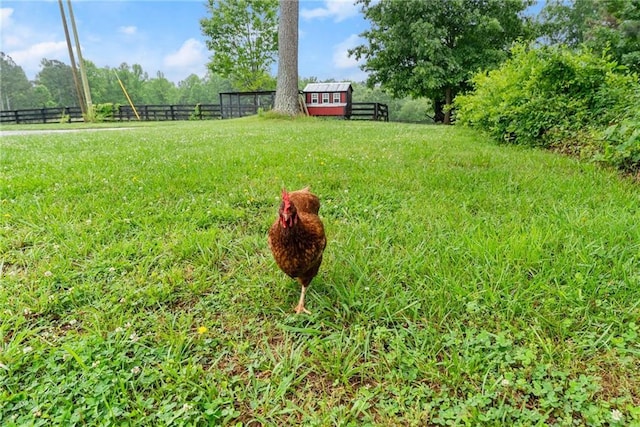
(333, 93, 341, 103)
(322, 93, 330, 104)
(311, 93, 318, 104)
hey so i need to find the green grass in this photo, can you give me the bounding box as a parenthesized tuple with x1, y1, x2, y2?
(1, 118, 639, 425)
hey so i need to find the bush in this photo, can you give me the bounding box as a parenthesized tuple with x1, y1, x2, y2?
(189, 103, 202, 120)
(601, 102, 640, 174)
(455, 43, 640, 174)
(93, 103, 120, 122)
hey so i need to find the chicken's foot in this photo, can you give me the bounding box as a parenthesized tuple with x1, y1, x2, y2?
(294, 285, 311, 314)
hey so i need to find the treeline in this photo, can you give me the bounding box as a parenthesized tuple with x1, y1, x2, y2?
(0, 54, 433, 123)
(0, 55, 233, 110)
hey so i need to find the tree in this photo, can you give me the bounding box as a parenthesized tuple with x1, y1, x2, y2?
(142, 72, 178, 105)
(274, 0, 299, 115)
(538, 0, 640, 74)
(85, 60, 117, 104)
(200, 0, 278, 91)
(0, 52, 33, 110)
(31, 85, 55, 108)
(350, 0, 535, 124)
(351, 82, 433, 122)
(111, 63, 148, 105)
(584, 0, 640, 74)
(177, 74, 208, 104)
(36, 59, 79, 107)
(537, 0, 601, 47)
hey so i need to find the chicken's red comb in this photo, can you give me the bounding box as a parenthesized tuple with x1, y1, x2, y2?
(282, 188, 291, 210)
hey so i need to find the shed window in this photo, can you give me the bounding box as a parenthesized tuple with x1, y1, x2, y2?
(311, 93, 318, 104)
(322, 93, 330, 104)
(333, 93, 341, 103)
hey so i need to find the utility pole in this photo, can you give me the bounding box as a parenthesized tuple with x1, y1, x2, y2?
(66, 0, 93, 120)
(58, 0, 85, 116)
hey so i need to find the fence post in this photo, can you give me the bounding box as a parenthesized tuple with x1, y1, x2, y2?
(14, 110, 20, 124)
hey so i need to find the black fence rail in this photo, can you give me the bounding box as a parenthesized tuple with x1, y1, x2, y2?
(0, 106, 84, 124)
(114, 104, 222, 121)
(1, 102, 389, 124)
(0, 104, 222, 125)
(350, 102, 389, 121)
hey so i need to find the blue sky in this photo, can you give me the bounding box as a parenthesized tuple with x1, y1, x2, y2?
(0, 0, 370, 84)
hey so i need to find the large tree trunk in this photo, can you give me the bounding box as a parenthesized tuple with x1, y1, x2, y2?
(274, 0, 299, 115)
(433, 98, 445, 123)
(443, 86, 453, 125)
(433, 87, 454, 125)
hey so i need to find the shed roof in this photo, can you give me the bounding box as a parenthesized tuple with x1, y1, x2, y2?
(303, 82, 352, 93)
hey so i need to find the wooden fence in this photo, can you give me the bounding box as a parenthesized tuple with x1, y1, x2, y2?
(350, 102, 389, 121)
(0, 104, 222, 125)
(115, 104, 222, 121)
(1, 102, 389, 125)
(0, 106, 85, 124)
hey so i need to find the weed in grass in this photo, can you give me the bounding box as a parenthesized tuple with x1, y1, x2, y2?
(1, 118, 639, 425)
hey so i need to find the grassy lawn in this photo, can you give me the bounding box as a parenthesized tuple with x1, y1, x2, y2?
(1, 118, 639, 425)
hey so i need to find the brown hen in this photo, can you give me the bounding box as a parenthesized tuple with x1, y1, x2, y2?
(268, 187, 326, 314)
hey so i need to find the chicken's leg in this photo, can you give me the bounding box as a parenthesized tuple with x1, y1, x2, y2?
(294, 285, 311, 314)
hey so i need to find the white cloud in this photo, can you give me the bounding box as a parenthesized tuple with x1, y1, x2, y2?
(332, 34, 362, 69)
(1, 7, 32, 49)
(2, 6, 68, 78)
(164, 38, 205, 68)
(8, 41, 68, 78)
(163, 38, 207, 80)
(118, 26, 137, 36)
(301, 0, 359, 23)
(0, 7, 14, 27)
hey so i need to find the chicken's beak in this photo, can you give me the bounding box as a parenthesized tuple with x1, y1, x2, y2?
(281, 212, 290, 228)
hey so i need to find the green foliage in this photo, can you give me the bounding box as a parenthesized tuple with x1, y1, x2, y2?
(189, 103, 202, 120)
(1, 119, 639, 425)
(200, 0, 278, 91)
(31, 85, 56, 108)
(3, 54, 238, 109)
(0, 53, 36, 110)
(601, 104, 640, 173)
(456, 43, 640, 173)
(93, 103, 120, 122)
(176, 73, 233, 105)
(141, 72, 178, 105)
(350, 82, 433, 123)
(112, 63, 148, 105)
(538, 0, 640, 74)
(536, 0, 602, 47)
(36, 59, 80, 107)
(351, 0, 535, 122)
(587, 0, 640, 75)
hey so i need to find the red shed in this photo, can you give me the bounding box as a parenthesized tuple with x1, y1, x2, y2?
(302, 82, 353, 118)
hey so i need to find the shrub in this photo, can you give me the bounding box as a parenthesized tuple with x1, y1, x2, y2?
(189, 103, 202, 120)
(455, 43, 640, 174)
(601, 102, 640, 174)
(93, 103, 119, 122)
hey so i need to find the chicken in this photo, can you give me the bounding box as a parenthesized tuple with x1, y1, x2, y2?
(268, 187, 326, 314)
